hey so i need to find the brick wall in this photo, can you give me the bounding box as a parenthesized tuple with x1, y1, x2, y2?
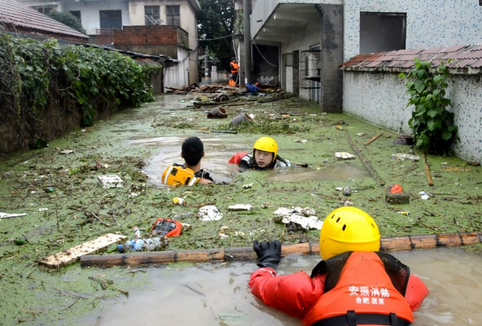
(114, 25, 178, 46)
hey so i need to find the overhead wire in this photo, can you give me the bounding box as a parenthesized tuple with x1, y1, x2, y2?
(253, 39, 278, 68)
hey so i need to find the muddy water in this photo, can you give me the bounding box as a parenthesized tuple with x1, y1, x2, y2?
(77, 247, 482, 325)
(138, 135, 367, 186)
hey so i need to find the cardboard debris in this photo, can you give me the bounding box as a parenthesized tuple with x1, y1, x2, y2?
(97, 174, 124, 189)
(40, 233, 127, 267)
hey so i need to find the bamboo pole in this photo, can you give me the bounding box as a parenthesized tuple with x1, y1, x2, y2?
(80, 232, 482, 268)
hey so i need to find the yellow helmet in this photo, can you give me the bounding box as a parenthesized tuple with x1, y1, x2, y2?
(320, 207, 380, 260)
(253, 137, 278, 161)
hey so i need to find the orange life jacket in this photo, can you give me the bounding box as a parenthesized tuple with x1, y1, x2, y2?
(303, 251, 413, 326)
(230, 61, 239, 73)
(161, 164, 200, 187)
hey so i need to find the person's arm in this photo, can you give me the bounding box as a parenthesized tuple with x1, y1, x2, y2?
(249, 268, 326, 319)
(238, 154, 253, 171)
(249, 240, 326, 319)
(405, 274, 429, 311)
(197, 178, 212, 184)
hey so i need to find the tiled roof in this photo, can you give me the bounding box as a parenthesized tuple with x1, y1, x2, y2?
(341, 44, 482, 74)
(0, 0, 88, 39)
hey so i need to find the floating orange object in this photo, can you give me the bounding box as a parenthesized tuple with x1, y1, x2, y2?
(151, 218, 182, 237)
(390, 184, 403, 194)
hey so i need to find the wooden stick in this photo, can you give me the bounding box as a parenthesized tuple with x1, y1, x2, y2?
(364, 133, 383, 146)
(80, 232, 482, 267)
(422, 153, 434, 186)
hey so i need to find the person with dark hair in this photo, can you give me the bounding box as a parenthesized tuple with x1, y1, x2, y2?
(161, 137, 213, 186)
(249, 207, 429, 326)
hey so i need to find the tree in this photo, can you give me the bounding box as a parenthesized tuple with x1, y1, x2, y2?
(48, 11, 86, 35)
(197, 0, 235, 71)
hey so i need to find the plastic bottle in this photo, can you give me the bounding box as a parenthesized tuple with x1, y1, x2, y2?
(342, 186, 351, 196)
(117, 237, 167, 252)
(118, 239, 144, 253)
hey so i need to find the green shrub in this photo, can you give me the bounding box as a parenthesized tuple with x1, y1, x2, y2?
(0, 33, 161, 126)
(48, 11, 86, 34)
(399, 58, 458, 155)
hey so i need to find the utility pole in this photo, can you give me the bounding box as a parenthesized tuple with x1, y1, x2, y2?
(243, 0, 251, 85)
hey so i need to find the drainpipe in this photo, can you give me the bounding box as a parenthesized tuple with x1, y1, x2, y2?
(243, 0, 251, 85)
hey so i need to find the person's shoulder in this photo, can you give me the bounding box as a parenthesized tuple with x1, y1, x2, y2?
(275, 157, 291, 168)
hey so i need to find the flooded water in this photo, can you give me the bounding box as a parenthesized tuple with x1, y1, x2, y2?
(137, 135, 368, 186)
(77, 247, 482, 325)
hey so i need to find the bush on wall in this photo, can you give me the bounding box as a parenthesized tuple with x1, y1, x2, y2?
(399, 58, 458, 155)
(0, 33, 161, 128)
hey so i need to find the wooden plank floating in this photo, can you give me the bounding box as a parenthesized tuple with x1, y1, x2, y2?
(80, 232, 482, 268)
(40, 233, 127, 267)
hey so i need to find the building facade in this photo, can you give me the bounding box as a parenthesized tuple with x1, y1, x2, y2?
(17, 0, 201, 88)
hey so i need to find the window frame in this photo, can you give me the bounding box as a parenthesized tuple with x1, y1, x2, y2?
(166, 5, 180, 26)
(145, 6, 161, 26)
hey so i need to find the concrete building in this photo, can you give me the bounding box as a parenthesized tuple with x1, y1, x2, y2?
(17, 0, 201, 88)
(250, 0, 482, 112)
(249, 0, 482, 162)
(0, 0, 88, 44)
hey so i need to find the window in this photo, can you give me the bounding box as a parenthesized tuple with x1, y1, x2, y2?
(360, 12, 406, 54)
(69, 11, 81, 23)
(34, 6, 54, 14)
(100, 10, 122, 30)
(166, 5, 180, 26)
(283, 52, 299, 67)
(145, 6, 161, 26)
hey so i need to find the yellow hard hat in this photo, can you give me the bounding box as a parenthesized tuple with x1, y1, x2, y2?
(253, 137, 278, 161)
(320, 207, 380, 260)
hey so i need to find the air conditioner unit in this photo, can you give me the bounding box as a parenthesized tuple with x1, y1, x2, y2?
(305, 52, 320, 79)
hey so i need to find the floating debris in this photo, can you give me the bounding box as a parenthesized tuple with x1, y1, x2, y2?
(391, 153, 420, 161)
(97, 175, 124, 189)
(334, 152, 356, 160)
(227, 204, 252, 211)
(198, 205, 223, 221)
(0, 212, 27, 219)
(242, 183, 253, 189)
(273, 207, 322, 230)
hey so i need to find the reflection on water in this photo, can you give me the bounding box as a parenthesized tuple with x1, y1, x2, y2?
(77, 247, 482, 326)
(265, 163, 368, 182)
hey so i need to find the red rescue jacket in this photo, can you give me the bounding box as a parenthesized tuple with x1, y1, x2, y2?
(249, 252, 428, 325)
(303, 251, 413, 325)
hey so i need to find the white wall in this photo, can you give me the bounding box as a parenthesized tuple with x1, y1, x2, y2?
(127, 1, 199, 84)
(62, 0, 130, 35)
(343, 72, 482, 163)
(164, 48, 190, 88)
(343, 0, 482, 61)
(278, 23, 321, 100)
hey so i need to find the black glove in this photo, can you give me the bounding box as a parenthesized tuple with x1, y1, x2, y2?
(253, 240, 282, 269)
